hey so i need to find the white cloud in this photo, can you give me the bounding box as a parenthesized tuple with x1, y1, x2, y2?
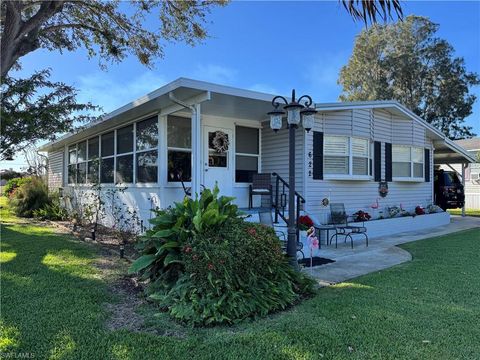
(190, 64, 237, 84)
(75, 71, 168, 113)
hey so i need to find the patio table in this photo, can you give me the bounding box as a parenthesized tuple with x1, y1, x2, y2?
(314, 225, 337, 247)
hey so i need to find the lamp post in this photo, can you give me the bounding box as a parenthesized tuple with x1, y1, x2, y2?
(268, 90, 316, 268)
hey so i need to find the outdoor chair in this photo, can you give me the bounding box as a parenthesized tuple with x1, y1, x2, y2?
(249, 173, 273, 209)
(258, 209, 304, 259)
(329, 203, 368, 249)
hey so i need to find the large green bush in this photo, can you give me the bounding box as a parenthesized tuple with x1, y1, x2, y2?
(9, 177, 49, 217)
(129, 186, 315, 326)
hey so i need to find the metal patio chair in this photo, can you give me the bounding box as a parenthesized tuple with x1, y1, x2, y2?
(249, 173, 273, 209)
(329, 203, 368, 249)
(258, 209, 304, 259)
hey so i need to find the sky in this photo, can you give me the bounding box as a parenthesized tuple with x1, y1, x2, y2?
(4, 0, 480, 170)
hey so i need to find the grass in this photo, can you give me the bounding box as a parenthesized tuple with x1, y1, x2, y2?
(448, 208, 480, 217)
(1, 199, 480, 359)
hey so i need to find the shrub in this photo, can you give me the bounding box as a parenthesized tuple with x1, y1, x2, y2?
(3, 177, 31, 197)
(129, 185, 315, 326)
(33, 192, 68, 220)
(9, 177, 49, 217)
(156, 219, 315, 325)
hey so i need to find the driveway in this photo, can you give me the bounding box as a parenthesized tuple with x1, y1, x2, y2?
(307, 215, 480, 286)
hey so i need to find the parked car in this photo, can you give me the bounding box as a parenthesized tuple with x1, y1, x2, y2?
(434, 169, 465, 210)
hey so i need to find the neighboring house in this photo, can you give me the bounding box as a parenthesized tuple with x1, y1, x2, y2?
(39, 78, 475, 232)
(440, 138, 480, 209)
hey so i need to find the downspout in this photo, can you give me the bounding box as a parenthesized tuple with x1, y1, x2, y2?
(168, 92, 210, 196)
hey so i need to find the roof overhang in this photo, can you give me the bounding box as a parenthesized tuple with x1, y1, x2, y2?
(39, 78, 275, 152)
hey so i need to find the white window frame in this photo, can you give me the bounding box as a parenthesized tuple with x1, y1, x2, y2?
(234, 125, 261, 185)
(323, 135, 372, 180)
(135, 117, 159, 184)
(166, 115, 192, 184)
(392, 145, 424, 182)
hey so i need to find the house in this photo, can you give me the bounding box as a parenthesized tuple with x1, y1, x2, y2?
(440, 137, 480, 209)
(39, 78, 475, 235)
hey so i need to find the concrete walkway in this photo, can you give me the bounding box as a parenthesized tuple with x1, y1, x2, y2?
(307, 215, 480, 286)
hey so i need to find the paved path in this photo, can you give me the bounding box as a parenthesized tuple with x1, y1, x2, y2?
(306, 215, 480, 286)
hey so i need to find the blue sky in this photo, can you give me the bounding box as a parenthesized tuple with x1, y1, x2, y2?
(5, 0, 480, 170)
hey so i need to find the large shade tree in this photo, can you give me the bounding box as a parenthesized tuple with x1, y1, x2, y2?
(338, 15, 479, 139)
(0, 0, 227, 160)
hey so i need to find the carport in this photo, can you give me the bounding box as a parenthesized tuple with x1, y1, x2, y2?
(430, 132, 476, 216)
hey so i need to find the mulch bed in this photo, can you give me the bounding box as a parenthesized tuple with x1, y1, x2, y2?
(299, 257, 335, 268)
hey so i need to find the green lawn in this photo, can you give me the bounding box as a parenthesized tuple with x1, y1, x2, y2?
(448, 208, 480, 217)
(1, 200, 480, 359)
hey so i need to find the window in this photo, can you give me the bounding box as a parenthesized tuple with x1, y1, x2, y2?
(235, 126, 260, 182)
(68, 144, 77, 184)
(324, 136, 370, 177)
(67, 115, 161, 186)
(115, 125, 134, 183)
(167, 116, 191, 182)
(208, 131, 228, 168)
(136, 117, 158, 183)
(87, 137, 99, 183)
(101, 131, 115, 183)
(393, 145, 424, 179)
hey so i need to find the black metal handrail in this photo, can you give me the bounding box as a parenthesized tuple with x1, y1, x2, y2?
(272, 172, 306, 238)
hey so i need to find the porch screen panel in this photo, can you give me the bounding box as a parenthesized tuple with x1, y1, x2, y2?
(167, 116, 191, 182)
(136, 117, 158, 183)
(235, 126, 259, 183)
(100, 131, 115, 183)
(87, 137, 99, 183)
(68, 144, 77, 184)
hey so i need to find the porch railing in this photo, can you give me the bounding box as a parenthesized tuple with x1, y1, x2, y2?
(272, 172, 306, 239)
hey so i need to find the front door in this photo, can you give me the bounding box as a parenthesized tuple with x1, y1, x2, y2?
(203, 126, 233, 195)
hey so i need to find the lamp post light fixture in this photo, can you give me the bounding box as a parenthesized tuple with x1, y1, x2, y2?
(268, 89, 317, 268)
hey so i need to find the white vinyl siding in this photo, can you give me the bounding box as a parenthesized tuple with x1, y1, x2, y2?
(305, 110, 434, 224)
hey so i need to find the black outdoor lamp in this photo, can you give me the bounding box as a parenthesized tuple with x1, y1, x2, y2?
(268, 89, 317, 267)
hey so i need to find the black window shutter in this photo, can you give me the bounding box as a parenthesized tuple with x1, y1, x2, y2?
(374, 141, 381, 181)
(385, 142, 392, 182)
(425, 148, 430, 182)
(312, 131, 323, 180)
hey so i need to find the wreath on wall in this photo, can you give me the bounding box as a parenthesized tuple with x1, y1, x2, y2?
(212, 131, 229, 153)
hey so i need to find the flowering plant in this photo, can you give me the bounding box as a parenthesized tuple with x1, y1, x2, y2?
(298, 215, 314, 231)
(415, 205, 425, 215)
(353, 210, 371, 222)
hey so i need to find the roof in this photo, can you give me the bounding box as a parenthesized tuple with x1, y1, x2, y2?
(454, 137, 480, 151)
(38, 78, 476, 164)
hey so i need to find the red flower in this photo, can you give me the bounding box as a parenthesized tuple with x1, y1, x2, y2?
(247, 228, 257, 236)
(208, 263, 214, 270)
(415, 206, 425, 215)
(298, 215, 314, 228)
(183, 246, 192, 253)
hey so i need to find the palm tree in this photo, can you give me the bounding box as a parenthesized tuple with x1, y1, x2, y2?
(341, 0, 403, 24)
